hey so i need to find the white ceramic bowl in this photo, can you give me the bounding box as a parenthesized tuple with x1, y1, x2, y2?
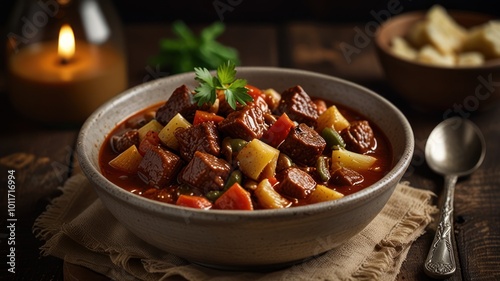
(77, 67, 414, 270)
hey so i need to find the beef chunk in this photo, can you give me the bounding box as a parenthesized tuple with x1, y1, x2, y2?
(341, 120, 376, 154)
(138, 131, 161, 156)
(278, 167, 316, 199)
(249, 95, 270, 115)
(156, 85, 196, 125)
(279, 123, 326, 166)
(275, 85, 318, 127)
(179, 151, 231, 193)
(218, 105, 267, 141)
(330, 167, 364, 186)
(175, 121, 220, 162)
(111, 130, 139, 153)
(216, 97, 237, 117)
(138, 146, 182, 188)
(217, 93, 270, 117)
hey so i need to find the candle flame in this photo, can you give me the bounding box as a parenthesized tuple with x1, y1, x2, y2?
(58, 24, 75, 62)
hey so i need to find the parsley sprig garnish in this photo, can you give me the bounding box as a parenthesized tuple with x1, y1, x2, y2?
(194, 61, 253, 110)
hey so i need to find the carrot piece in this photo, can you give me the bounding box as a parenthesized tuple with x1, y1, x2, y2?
(261, 113, 295, 147)
(193, 110, 225, 125)
(214, 183, 254, 210)
(176, 195, 213, 209)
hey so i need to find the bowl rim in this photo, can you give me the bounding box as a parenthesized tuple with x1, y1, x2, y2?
(77, 66, 414, 220)
(375, 10, 500, 70)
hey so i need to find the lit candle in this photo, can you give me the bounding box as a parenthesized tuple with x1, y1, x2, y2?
(7, 24, 127, 124)
(58, 24, 75, 64)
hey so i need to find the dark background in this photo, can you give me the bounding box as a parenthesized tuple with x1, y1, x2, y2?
(1, 0, 497, 86)
(1, 0, 499, 25)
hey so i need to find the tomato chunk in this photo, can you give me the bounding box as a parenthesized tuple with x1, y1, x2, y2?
(214, 183, 254, 210)
(193, 110, 225, 125)
(261, 113, 295, 147)
(176, 195, 213, 209)
(245, 84, 262, 100)
(267, 176, 279, 187)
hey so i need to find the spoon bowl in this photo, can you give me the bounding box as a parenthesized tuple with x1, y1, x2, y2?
(424, 116, 485, 278)
(426, 117, 486, 177)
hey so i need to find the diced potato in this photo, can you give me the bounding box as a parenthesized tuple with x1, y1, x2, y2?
(158, 113, 192, 150)
(260, 152, 280, 180)
(254, 179, 290, 209)
(308, 184, 344, 203)
(391, 36, 418, 61)
(462, 21, 500, 59)
(316, 105, 350, 133)
(457, 52, 485, 66)
(262, 88, 281, 110)
(137, 119, 164, 141)
(237, 139, 279, 181)
(108, 145, 143, 174)
(331, 148, 377, 171)
(417, 45, 456, 66)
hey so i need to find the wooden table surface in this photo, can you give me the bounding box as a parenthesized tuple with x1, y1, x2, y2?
(1, 22, 499, 281)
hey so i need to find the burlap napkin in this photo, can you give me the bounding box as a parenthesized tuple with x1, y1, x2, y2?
(34, 174, 437, 281)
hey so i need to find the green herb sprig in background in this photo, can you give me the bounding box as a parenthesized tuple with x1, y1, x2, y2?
(150, 21, 240, 74)
(194, 61, 252, 110)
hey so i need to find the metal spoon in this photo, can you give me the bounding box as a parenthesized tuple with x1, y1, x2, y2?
(423, 116, 485, 279)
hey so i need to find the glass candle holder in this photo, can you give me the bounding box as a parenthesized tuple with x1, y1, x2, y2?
(6, 0, 128, 125)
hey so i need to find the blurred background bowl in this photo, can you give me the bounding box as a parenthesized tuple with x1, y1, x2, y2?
(77, 67, 414, 270)
(375, 11, 500, 112)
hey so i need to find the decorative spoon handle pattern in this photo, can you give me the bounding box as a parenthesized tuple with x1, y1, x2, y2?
(424, 175, 457, 278)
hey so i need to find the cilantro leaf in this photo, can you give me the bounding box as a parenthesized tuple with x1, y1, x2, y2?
(194, 67, 214, 86)
(217, 61, 237, 85)
(200, 22, 225, 42)
(225, 89, 237, 110)
(194, 61, 252, 109)
(232, 87, 252, 105)
(150, 21, 241, 74)
(231, 78, 247, 89)
(194, 82, 216, 107)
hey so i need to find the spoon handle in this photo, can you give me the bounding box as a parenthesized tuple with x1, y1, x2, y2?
(424, 174, 457, 278)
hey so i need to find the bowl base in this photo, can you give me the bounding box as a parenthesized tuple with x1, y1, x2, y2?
(192, 254, 320, 272)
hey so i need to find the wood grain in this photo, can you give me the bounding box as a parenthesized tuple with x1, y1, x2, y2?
(0, 131, 77, 280)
